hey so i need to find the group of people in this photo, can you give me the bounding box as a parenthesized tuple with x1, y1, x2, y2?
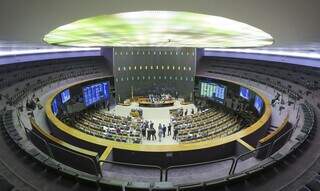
(140, 121, 177, 142)
(141, 121, 157, 140)
(26, 94, 42, 111)
(148, 93, 172, 104)
(156, 123, 171, 142)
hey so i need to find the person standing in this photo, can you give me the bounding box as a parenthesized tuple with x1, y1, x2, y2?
(141, 125, 146, 138)
(167, 123, 172, 136)
(173, 127, 178, 140)
(151, 127, 156, 140)
(162, 124, 166, 138)
(184, 109, 188, 116)
(158, 126, 163, 142)
(146, 128, 151, 141)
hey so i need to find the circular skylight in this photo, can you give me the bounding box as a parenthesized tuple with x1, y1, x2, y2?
(43, 11, 274, 48)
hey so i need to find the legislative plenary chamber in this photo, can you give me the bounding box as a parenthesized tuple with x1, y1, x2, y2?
(0, 1, 320, 191)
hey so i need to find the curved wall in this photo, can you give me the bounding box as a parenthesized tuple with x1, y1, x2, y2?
(45, 76, 271, 167)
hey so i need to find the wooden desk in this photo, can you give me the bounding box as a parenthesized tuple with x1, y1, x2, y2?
(137, 97, 175, 107)
(139, 101, 174, 107)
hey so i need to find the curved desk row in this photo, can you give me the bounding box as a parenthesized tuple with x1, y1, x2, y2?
(44, 76, 272, 167)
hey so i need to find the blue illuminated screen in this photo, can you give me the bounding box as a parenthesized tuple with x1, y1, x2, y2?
(61, 89, 71, 104)
(240, 87, 250, 100)
(215, 84, 226, 100)
(83, 82, 110, 106)
(52, 98, 59, 116)
(254, 95, 263, 113)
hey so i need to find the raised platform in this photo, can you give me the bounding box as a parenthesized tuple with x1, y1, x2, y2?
(135, 97, 175, 107)
(139, 100, 175, 107)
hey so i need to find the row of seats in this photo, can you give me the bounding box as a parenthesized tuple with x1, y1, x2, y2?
(297, 102, 319, 191)
(174, 108, 243, 143)
(204, 57, 320, 90)
(0, 56, 107, 90)
(174, 108, 219, 125)
(68, 110, 142, 143)
(209, 69, 302, 100)
(0, 111, 17, 191)
(6, 69, 102, 106)
(0, 110, 123, 190)
(299, 175, 320, 191)
(0, 54, 317, 190)
(0, 56, 128, 190)
(296, 102, 315, 143)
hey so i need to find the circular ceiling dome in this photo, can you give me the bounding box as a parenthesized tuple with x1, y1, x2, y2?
(43, 11, 274, 48)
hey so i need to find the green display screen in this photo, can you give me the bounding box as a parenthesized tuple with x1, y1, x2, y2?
(44, 11, 273, 48)
(201, 82, 216, 97)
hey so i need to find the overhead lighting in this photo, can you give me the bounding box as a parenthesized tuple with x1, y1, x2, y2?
(44, 11, 273, 48)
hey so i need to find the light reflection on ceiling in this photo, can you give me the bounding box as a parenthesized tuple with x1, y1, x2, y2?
(43, 11, 274, 48)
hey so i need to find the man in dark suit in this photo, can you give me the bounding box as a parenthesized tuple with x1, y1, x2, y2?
(151, 127, 156, 140)
(173, 127, 178, 140)
(141, 124, 146, 138)
(162, 124, 166, 138)
(147, 126, 151, 140)
(167, 124, 172, 136)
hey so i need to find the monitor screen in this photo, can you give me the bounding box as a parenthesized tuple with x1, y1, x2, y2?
(254, 96, 263, 113)
(214, 84, 226, 100)
(61, 89, 71, 104)
(83, 82, 110, 106)
(240, 87, 250, 100)
(200, 82, 215, 97)
(200, 81, 226, 102)
(52, 98, 59, 116)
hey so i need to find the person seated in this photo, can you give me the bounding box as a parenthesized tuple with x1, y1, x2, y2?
(116, 127, 121, 134)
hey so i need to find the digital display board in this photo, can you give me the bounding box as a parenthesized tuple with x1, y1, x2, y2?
(200, 82, 215, 97)
(61, 89, 71, 104)
(52, 98, 59, 116)
(254, 96, 263, 113)
(83, 82, 109, 107)
(200, 82, 226, 102)
(44, 11, 273, 48)
(240, 87, 250, 100)
(214, 84, 225, 100)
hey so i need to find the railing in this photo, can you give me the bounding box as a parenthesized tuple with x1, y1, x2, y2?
(14, 106, 308, 185)
(165, 157, 235, 181)
(165, 122, 298, 181)
(99, 160, 163, 181)
(49, 143, 102, 177)
(230, 143, 272, 175)
(23, 116, 297, 183)
(268, 125, 296, 153)
(25, 128, 53, 157)
(23, 116, 102, 176)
